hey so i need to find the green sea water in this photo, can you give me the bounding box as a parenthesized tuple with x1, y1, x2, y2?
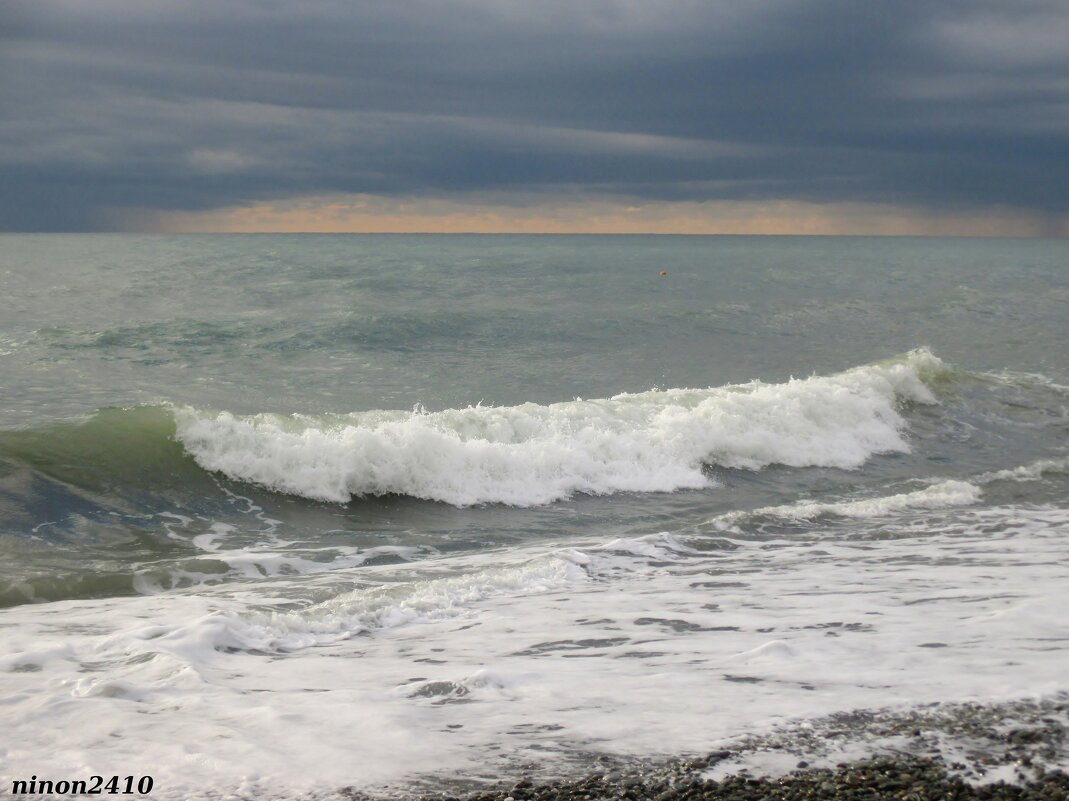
(1, 234, 1067, 605)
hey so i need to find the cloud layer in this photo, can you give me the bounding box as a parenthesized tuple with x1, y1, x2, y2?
(2, 0, 1068, 231)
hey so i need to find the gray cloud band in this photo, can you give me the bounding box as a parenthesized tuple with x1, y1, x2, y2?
(2, 0, 1068, 230)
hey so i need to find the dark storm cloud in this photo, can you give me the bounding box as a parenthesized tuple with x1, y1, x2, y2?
(1, 0, 1068, 230)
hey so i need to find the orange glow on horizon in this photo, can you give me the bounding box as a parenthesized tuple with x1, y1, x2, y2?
(118, 195, 1068, 237)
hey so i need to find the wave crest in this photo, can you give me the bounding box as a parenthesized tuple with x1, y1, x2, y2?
(173, 349, 945, 506)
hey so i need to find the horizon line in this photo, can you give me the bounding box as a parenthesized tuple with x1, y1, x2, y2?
(2, 230, 1062, 239)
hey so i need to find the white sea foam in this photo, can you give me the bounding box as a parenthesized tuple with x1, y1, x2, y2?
(979, 456, 1069, 484)
(713, 479, 982, 528)
(217, 550, 593, 652)
(129, 506, 426, 594)
(174, 349, 943, 506)
(212, 533, 697, 655)
(3, 503, 1068, 800)
(597, 531, 700, 558)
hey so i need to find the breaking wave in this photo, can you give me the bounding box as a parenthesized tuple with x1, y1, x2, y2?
(0, 349, 952, 508)
(173, 349, 947, 506)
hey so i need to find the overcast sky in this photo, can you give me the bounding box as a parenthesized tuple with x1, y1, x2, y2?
(2, 0, 1068, 233)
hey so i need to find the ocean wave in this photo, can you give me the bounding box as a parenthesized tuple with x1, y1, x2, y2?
(0, 405, 206, 496)
(710, 479, 982, 529)
(173, 349, 946, 506)
(978, 457, 1069, 484)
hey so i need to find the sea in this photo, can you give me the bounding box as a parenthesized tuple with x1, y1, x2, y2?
(1, 234, 1067, 799)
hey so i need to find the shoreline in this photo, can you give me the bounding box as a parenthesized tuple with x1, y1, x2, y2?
(347, 696, 1069, 801)
(399, 758, 1069, 801)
